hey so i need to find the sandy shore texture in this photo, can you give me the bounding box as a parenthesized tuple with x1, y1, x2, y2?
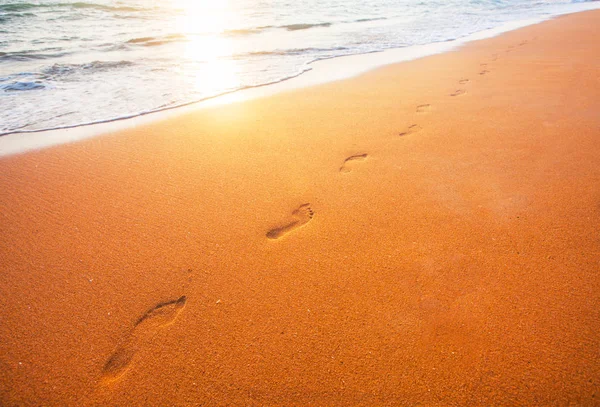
(1, 10, 600, 407)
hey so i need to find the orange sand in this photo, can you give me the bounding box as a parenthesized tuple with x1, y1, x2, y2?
(1, 10, 599, 406)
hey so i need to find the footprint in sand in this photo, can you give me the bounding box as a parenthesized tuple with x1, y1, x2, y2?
(450, 89, 466, 97)
(458, 78, 470, 85)
(399, 124, 422, 137)
(266, 204, 314, 240)
(479, 69, 490, 76)
(416, 104, 431, 113)
(339, 153, 368, 173)
(102, 296, 187, 384)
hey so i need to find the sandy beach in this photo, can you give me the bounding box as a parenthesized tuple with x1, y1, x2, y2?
(1, 9, 599, 406)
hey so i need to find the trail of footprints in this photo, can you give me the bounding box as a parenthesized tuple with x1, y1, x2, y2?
(264, 39, 530, 240)
(102, 38, 531, 385)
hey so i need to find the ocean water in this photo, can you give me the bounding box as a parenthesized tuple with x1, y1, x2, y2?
(1, 0, 599, 135)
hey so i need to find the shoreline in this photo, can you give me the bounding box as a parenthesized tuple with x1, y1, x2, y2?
(1, 3, 599, 158)
(1, 9, 599, 406)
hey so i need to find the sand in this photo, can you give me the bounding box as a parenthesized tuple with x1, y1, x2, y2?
(1, 10, 599, 406)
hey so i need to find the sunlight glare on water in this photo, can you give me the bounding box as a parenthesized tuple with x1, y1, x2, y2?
(175, 0, 242, 96)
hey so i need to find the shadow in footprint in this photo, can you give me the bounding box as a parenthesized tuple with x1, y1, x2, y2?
(479, 70, 490, 76)
(339, 153, 368, 173)
(267, 204, 314, 240)
(416, 104, 431, 113)
(450, 89, 466, 97)
(399, 124, 422, 137)
(458, 79, 470, 85)
(102, 296, 187, 384)
(103, 345, 138, 384)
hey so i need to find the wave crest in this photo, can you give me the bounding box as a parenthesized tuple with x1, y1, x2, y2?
(232, 46, 349, 59)
(125, 34, 187, 47)
(1, 81, 45, 92)
(42, 60, 134, 77)
(282, 22, 332, 31)
(0, 2, 150, 13)
(0, 49, 70, 62)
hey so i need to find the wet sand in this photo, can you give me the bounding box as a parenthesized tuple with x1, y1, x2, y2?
(1, 10, 599, 406)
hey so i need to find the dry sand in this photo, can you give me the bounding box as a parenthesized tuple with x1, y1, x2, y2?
(1, 10, 599, 406)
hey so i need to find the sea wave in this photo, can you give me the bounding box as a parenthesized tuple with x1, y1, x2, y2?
(0, 11, 36, 22)
(1, 81, 45, 92)
(125, 34, 187, 47)
(281, 22, 332, 31)
(223, 17, 387, 37)
(1, 60, 133, 93)
(69, 2, 146, 12)
(354, 17, 387, 23)
(0, 49, 70, 61)
(223, 28, 263, 36)
(41, 60, 134, 77)
(0, 2, 150, 13)
(231, 47, 349, 59)
(0, 3, 39, 12)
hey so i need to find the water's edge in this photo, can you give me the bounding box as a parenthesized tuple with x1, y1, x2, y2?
(0, 6, 597, 158)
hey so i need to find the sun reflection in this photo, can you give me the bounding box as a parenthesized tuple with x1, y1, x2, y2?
(172, 0, 241, 96)
(194, 54, 240, 96)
